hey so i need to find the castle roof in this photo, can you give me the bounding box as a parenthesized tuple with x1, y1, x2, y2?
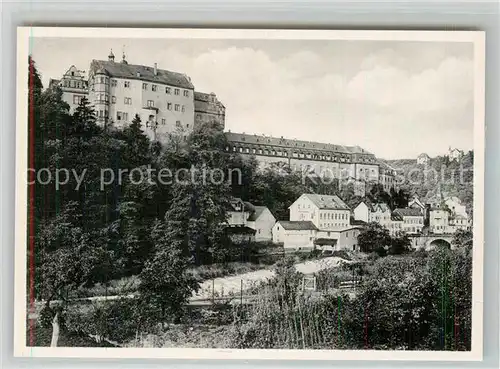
(225, 132, 373, 156)
(90, 60, 194, 89)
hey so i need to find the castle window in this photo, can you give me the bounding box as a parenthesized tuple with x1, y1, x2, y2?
(111, 79, 117, 87)
(161, 118, 166, 125)
(147, 100, 154, 107)
(152, 85, 157, 92)
(183, 90, 189, 97)
(239, 147, 243, 153)
(252, 148, 256, 154)
(186, 124, 189, 128)
(112, 96, 116, 104)
(174, 88, 180, 95)
(181, 105, 185, 113)
(176, 121, 181, 127)
(143, 83, 148, 90)
(167, 103, 172, 110)
(166, 87, 171, 94)
(124, 97, 132, 105)
(175, 104, 180, 111)
(245, 148, 250, 153)
(124, 81, 130, 88)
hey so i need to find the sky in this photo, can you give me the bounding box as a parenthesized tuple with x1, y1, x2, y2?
(31, 37, 475, 160)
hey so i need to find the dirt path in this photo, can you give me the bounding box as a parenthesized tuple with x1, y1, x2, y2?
(192, 256, 349, 299)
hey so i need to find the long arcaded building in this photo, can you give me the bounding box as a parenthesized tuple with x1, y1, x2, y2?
(225, 132, 397, 191)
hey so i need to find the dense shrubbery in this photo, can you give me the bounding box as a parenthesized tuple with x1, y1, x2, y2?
(226, 247, 472, 351)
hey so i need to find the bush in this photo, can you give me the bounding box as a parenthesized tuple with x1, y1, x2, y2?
(331, 250, 352, 261)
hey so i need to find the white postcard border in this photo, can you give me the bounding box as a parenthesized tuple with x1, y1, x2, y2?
(14, 27, 486, 361)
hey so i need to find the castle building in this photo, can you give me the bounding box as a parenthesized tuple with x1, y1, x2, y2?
(224, 132, 385, 184)
(87, 51, 196, 142)
(48, 65, 89, 113)
(194, 91, 226, 129)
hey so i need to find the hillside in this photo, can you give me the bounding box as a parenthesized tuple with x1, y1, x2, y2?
(380, 151, 474, 213)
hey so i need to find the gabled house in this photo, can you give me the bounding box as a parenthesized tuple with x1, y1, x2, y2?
(272, 221, 319, 250)
(244, 202, 276, 242)
(289, 193, 351, 230)
(353, 201, 391, 228)
(408, 196, 426, 215)
(226, 198, 275, 242)
(393, 208, 424, 234)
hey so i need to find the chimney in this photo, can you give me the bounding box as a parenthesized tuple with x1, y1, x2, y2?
(154, 63, 158, 76)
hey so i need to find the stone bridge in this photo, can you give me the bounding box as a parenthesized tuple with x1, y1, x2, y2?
(409, 234, 455, 250)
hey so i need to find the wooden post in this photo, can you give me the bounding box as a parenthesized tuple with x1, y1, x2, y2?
(240, 279, 243, 305)
(212, 279, 215, 303)
(298, 298, 306, 349)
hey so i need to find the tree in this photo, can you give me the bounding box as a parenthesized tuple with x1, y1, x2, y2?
(120, 114, 151, 169)
(357, 222, 392, 253)
(389, 231, 411, 255)
(139, 220, 199, 326)
(452, 229, 473, 249)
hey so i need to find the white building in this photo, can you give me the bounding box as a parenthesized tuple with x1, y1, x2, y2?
(315, 226, 363, 252)
(353, 202, 391, 228)
(393, 208, 424, 234)
(429, 199, 470, 234)
(49, 65, 89, 113)
(272, 221, 318, 250)
(444, 196, 468, 218)
(448, 147, 464, 162)
(87, 51, 195, 143)
(417, 153, 431, 165)
(289, 193, 350, 230)
(227, 198, 251, 227)
(245, 204, 276, 242)
(226, 198, 275, 242)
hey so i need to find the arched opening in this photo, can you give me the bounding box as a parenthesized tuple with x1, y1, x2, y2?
(429, 239, 451, 249)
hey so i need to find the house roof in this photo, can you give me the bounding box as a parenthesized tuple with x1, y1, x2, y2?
(350, 219, 367, 226)
(371, 203, 390, 213)
(226, 226, 256, 235)
(245, 204, 271, 221)
(391, 213, 403, 221)
(90, 60, 195, 89)
(393, 208, 423, 217)
(319, 225, 363, 233)
(276, 221, 319, 231)
(301, 194, 350, 211)
(228, 197, 252, 212)
(224, 132, 373, 155)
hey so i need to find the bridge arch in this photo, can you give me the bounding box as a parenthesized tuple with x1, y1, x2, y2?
(428, 238, 452, 250)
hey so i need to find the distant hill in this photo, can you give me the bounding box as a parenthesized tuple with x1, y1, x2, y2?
(380, 151, 474, 213)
